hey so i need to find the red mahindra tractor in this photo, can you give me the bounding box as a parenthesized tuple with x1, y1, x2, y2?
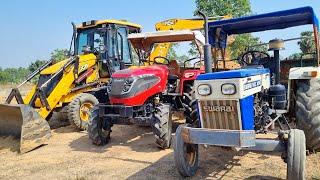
(88, 30, 206, 148)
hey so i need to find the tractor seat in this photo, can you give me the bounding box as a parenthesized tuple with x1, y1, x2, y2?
(168, 60, 181, 77)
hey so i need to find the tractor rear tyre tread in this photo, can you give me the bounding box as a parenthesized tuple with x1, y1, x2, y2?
(296, 79, 320, 151)
(287, 129, 306, 180)
(174, 124, 199, 177)
(68, 93, 99, 131)
(88, 106, 111, 146)
(183, 83, 198, 124)
(152, 103, 172, 149)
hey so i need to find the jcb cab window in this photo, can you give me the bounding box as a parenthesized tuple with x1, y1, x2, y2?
(77, 29, 102, 55)
(117, 27, 131, 64)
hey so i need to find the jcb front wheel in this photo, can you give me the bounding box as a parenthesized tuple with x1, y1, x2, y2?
(68, 93, 99, 131)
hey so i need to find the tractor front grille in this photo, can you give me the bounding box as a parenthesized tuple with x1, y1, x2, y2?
(199, 100, 241, 130)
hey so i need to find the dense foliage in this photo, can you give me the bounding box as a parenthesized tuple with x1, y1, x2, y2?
(0, 49, 68, 84)
(195, 0, 266, 59)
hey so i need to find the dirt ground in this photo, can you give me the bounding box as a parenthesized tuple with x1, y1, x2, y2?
(0, 85, 319, 180)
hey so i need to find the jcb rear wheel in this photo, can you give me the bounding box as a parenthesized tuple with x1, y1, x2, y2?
(152, 103, 172, 149)
(88, 106, 111, 146)
(296, 79, 320, 151)
(68, 93, 99, 131)
(287, 129, 306, 180)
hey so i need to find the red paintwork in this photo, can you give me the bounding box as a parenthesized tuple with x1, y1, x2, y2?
(179, 69, 204, 95)
(110, 65, 169, 106)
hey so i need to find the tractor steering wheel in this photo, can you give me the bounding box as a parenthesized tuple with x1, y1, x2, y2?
(183, 57, 200, 69)
(153, 56, 170, 65)
(240, 51, 271, 67)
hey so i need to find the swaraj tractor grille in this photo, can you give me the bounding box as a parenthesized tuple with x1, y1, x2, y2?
(199, 100, 241, 130)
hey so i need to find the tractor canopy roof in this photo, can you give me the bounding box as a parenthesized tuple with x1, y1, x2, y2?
(208, 6, 319, 48)
(128, 30, 199, 51)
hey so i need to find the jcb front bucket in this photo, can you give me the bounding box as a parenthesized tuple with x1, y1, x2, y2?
(0, 104, 51, 153)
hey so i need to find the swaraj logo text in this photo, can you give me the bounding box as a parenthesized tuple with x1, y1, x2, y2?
(202, 105, 235, 112)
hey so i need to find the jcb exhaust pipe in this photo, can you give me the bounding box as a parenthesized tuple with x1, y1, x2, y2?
(198, 11, 212, 73)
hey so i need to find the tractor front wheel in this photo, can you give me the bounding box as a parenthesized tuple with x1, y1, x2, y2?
(152, 103, 172, 149)
(286, 129, 306, 180)
(174, 124, 199, 177)
(88, 106, 112, 146)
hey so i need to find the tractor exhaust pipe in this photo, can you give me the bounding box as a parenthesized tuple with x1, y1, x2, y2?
(198, 11, 212, 73)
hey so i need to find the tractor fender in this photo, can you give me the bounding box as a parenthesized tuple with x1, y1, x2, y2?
(288, 67, 320, 80)
(179, 69, 203, 95)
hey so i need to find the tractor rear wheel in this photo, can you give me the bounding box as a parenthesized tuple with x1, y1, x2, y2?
(174, 124, 199, 177)
(183, 83, 198, 124)
(88, 106, 112, 146)
(152, 103, 172, 149)
(286, 129, 306, 180)
(68, 93, 99, 131)
(296, 79, 320, 151)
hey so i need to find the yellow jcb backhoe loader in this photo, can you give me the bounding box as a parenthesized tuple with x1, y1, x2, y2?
(0, 19, 141, 153)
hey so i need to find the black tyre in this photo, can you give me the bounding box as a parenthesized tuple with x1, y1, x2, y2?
(183, 83, 198, 124)
(88, 106, 112, 146)
(68, 93, 99, 131)
(296, 79, 320, 151)
(287, 129, 306, 180)
(152, 103, 172, 149)
(174, 124, 199, 177)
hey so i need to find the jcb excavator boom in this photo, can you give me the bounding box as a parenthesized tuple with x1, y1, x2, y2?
(149, 16, 231, 63)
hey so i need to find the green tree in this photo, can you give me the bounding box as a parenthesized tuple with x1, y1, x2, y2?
(51, 49, 69, 62)
(28, 59, 47, 72)
(298, 31, 315, 54)
(195, 0, 251, 18)
(166, 43, 179, 60)
(194, 0, 265, 59)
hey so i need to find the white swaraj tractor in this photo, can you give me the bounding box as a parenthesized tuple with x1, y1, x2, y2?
(174, 7, 320, 179)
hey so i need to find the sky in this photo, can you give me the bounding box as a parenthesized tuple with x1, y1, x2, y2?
(0, 0, 319, 68)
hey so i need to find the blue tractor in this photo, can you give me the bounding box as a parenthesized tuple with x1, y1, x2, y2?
(174, 7, 320, 179)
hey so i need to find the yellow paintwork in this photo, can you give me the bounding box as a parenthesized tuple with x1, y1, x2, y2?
(149, 16, 231, 64)
(77, 19, 142, 29)
(22, 53, 98, 118)
(79, 102, 94, 121)
(40, 60, 68, 75)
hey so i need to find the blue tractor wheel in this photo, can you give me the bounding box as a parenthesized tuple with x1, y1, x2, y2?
(174, 124, 199, 177)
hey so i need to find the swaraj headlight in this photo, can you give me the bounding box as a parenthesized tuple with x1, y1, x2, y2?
(221, 83, 236, 95)
(197, 84, 211, 96)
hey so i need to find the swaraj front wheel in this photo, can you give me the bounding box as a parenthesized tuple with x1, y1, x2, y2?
(174, 124, 199, 177)
(286, 129, 306, 180)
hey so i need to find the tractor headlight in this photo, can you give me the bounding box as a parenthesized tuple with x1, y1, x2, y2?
(122, 77, 135, 93)
(221, 83, 236, 95)
(197, 84, 211, 96)
(107, 78, 112, 93)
